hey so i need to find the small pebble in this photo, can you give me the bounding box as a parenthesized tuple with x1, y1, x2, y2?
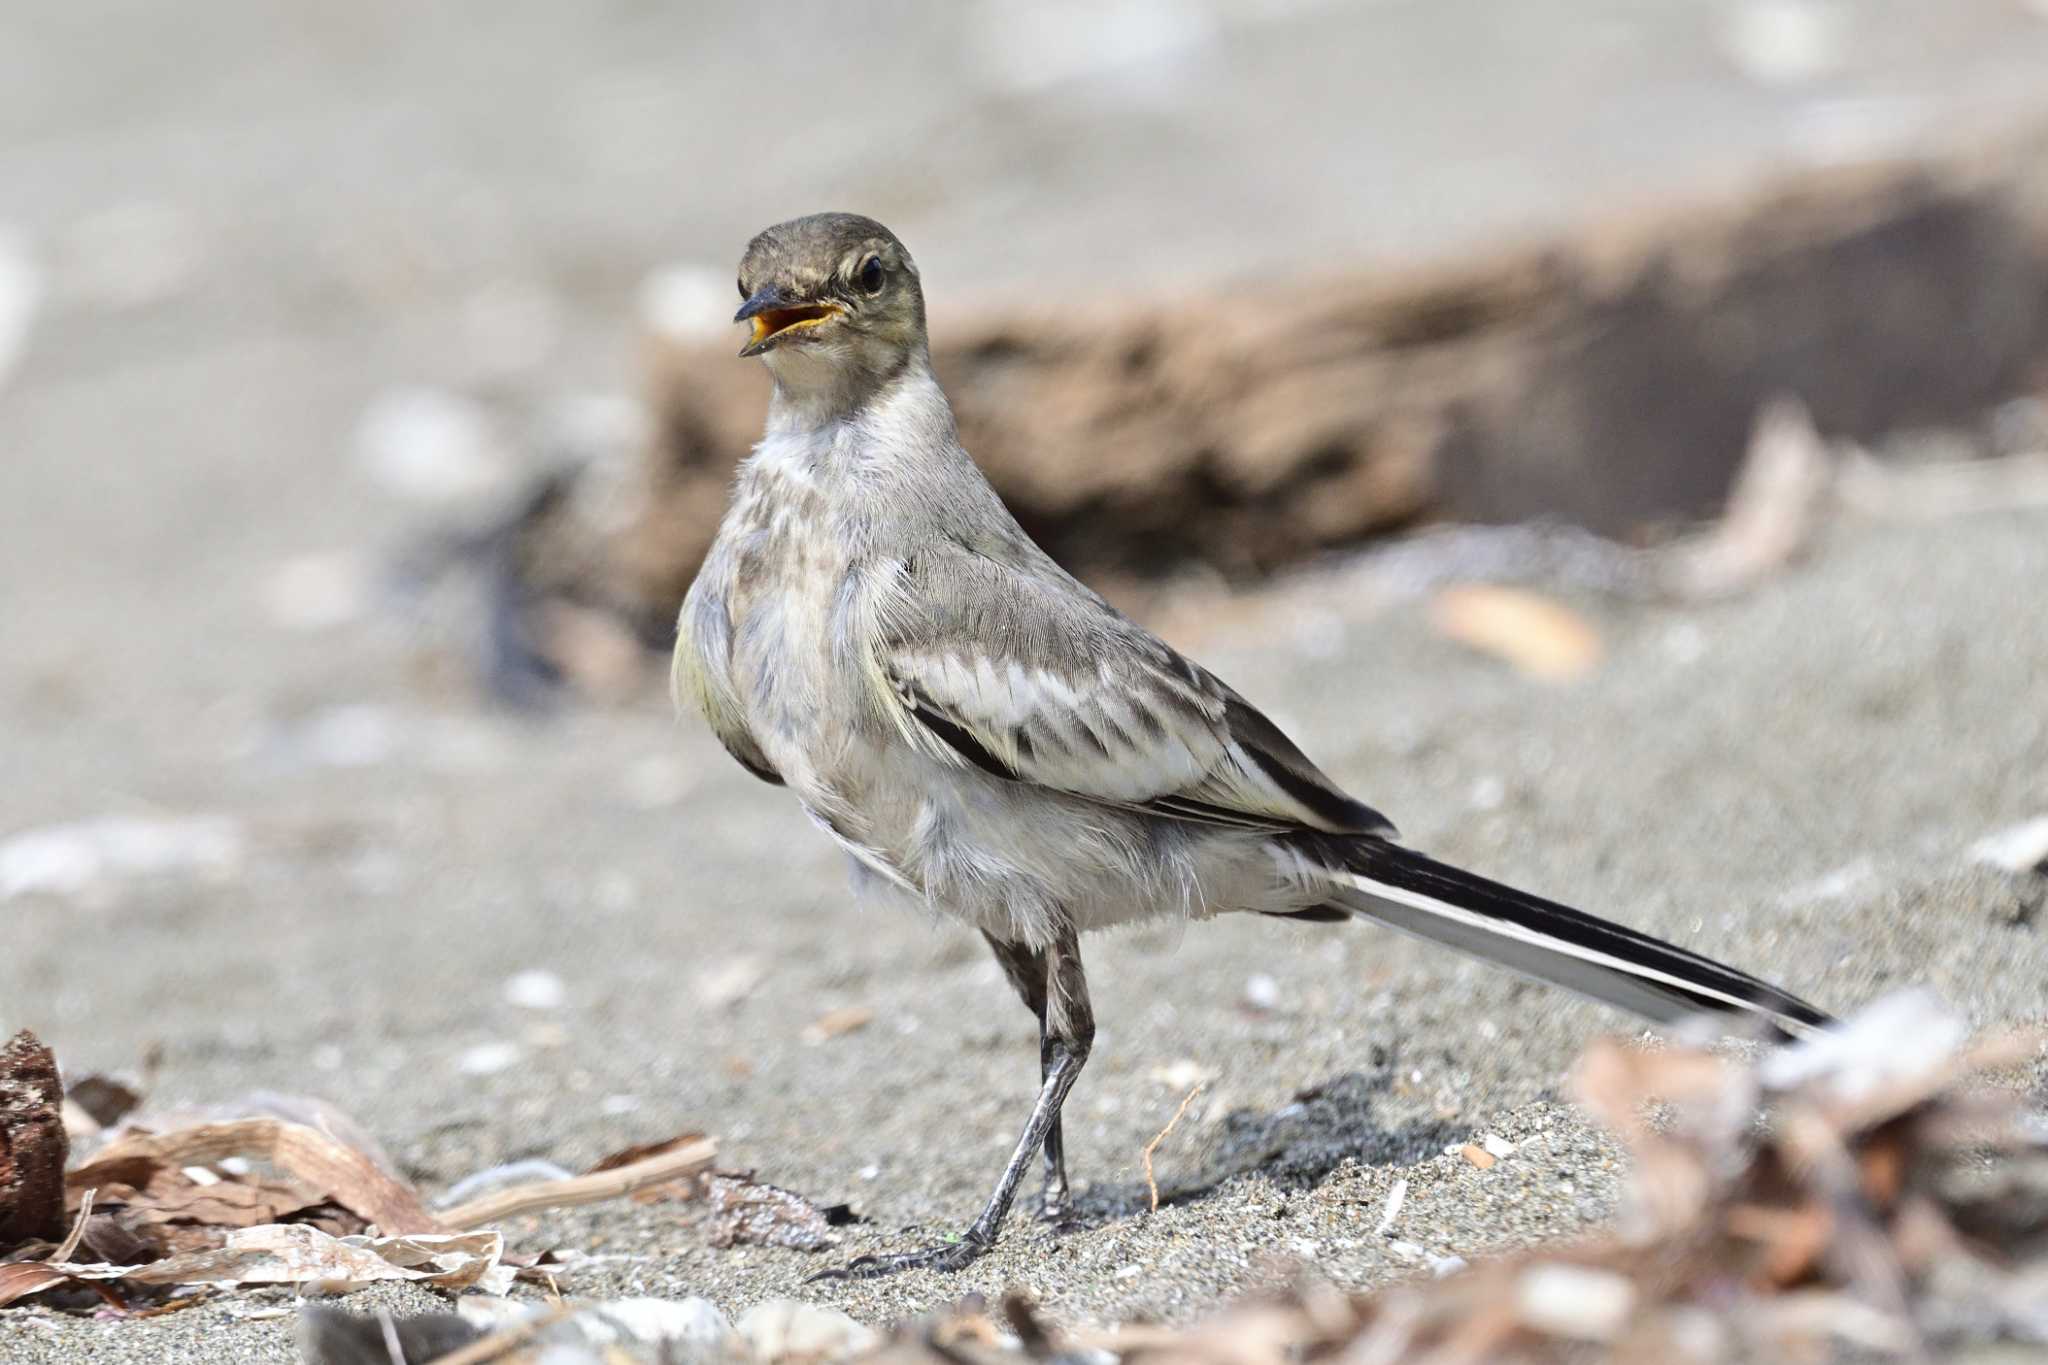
(1723, 0, 1845, 87)
(696, 955, 768, 1010)
(1513, 1263, 1636, 1340)
(1243, 973, 1282, 1011)
(503, 968, 567, 1011)
(260, 552, 370, 632)
(1970, 816, 2048, 876)
(356, 386, 512, 505)
(457, 1041, 522, 1076)
(1149, 1058, 1212, 1090)
(640, 264, 740, 344)
(297, 704, 400, 769)
(1372, 1178, 1407, 1236)
(0, 814, 245, 902)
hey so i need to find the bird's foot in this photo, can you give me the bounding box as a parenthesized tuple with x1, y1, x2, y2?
(1034, 1181, 1073, 1224)
(807, 1233, 989, 1282)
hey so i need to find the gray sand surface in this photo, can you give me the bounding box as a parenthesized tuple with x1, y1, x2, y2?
(5, 507, 2046, 1361)
(7, 2, 2048, 1359)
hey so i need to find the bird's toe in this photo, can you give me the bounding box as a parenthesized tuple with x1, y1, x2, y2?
(806, 1235, 988, 1281)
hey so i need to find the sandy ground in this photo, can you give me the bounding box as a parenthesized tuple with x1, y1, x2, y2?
(6, 3, 2048, 1361)
(5, 505, 2048, 1361)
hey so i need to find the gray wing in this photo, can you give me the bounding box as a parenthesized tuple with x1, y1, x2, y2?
(874, 553, 1392, 837)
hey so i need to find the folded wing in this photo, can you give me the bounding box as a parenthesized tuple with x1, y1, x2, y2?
(875, 554, 1391, 837)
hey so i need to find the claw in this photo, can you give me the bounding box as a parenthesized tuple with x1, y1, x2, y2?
(807, 1235, 988, 1281)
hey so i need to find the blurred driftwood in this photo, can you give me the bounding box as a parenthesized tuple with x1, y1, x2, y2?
(609, 136, 2048, 627)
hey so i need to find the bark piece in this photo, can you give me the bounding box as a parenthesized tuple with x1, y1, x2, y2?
(0, 1030, 68, 1246)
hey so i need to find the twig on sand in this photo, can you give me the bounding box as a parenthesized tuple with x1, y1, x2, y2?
(49, 1188, 94, 1264)
(439, 1136, 717, 1229)
(1143, 1084, 1204, 1213)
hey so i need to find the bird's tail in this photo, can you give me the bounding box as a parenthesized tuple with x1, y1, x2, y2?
(1321, 839, 1831, 1034)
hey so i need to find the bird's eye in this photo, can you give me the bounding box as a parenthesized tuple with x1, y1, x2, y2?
(857, 255, 886, 295)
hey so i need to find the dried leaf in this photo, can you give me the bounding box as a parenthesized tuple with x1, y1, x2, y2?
(0, 1260, 67, 1307)
(28, 1223, 514, 1296)
(65, 1074, 144, 1129)
(695, 954, 769, 1010)
(68, 1117, 441, 1236)
(1428, 584, 1602, 682)
(91, 1170, 333, 1255)
(801, 1006, 873, 1044)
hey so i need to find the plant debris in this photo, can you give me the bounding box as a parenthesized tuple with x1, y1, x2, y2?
(589, 1139, 853, 1251)
(0, 1031, 68, 1246)
(1428, 584, 1604, 682)
(1142, 1084, 1204, 1213)
(0, 1043, 721, 1314)
(801, 1006, 875, 1045)
(281, 991, 2047, 1362)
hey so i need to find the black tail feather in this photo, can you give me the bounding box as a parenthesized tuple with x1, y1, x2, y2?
(1315, 838, 1831, 1033)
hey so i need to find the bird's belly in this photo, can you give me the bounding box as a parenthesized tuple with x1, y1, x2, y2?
(793, 747, 1316, 943)
(719, 549, 1324, 939)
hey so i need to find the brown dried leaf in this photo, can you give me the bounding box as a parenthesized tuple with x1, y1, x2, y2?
(75, 1211, 160, 1263)
(28, 1223, 513, 1295)
(85, 1170, 334, 1257)
(65, 1074, 144, 1129)
(801, 1006, 874, 1044)
(67, 1117, 441, 1236)
(1428, 584, 1602, 682)
(0, 1259, 67, 1307)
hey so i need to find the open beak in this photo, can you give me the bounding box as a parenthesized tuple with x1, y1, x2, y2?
(735, 286, 845, 357)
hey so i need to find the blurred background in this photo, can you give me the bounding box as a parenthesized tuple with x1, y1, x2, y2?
(5, 0, 2048, 1341)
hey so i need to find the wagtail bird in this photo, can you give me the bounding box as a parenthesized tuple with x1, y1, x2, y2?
(673, 213, 1830, 1277)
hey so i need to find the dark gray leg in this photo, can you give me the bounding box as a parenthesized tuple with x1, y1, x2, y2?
(982, 932, 1074, 1220)
(815, 923, 1094, 1279)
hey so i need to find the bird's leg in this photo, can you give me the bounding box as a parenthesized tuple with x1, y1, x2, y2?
(1035, 1017, 1072, 1220)
(814, 924, 1093, 1280)
(981, 933, 1073, 1220)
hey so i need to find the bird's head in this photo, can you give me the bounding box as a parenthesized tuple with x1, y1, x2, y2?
(734, 213, 926, 399)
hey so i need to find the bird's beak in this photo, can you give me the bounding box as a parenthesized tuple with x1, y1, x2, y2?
(735, 286, 845, 357)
